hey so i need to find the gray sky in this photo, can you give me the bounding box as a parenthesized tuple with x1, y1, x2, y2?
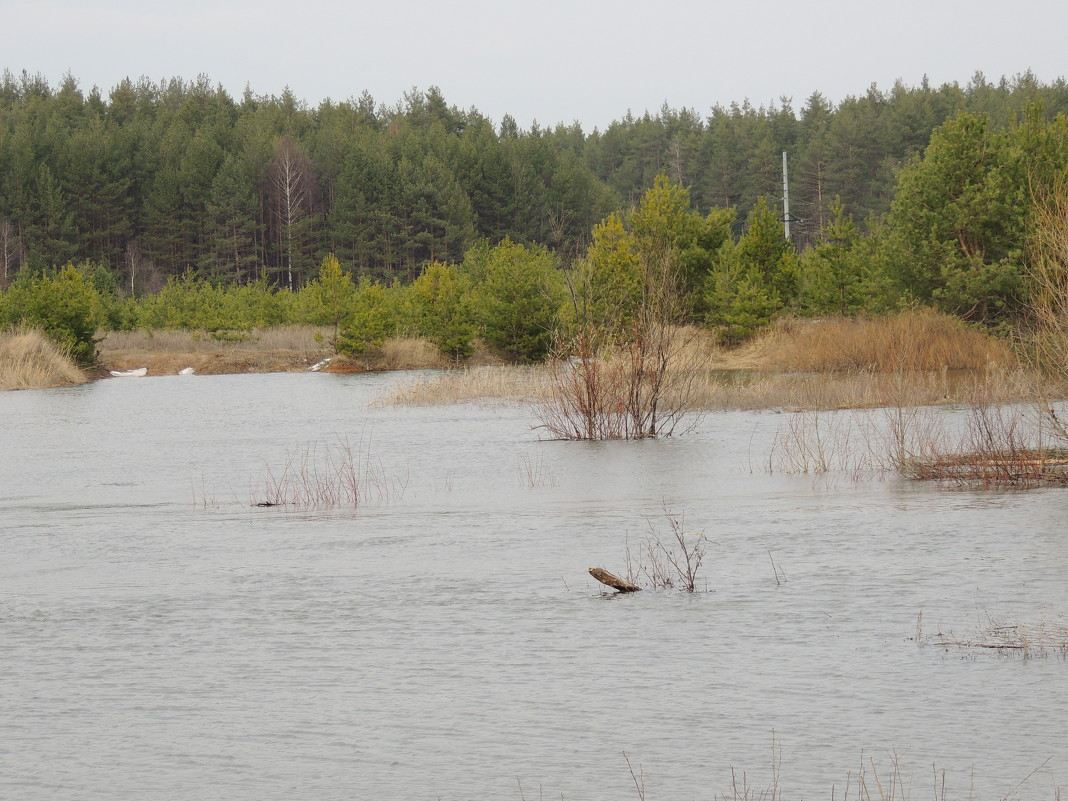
(6, 0, 1066, 130)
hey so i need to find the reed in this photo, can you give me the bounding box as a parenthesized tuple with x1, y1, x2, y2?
(251, 436, 404, 509)
(380, 315, 1049, 413)
(380, 364, 554, 406)
(0, 327, 88, 390)
(516, 451, 556, 488)
(754, 310, 1019, 373)
(379, 337, 450, 370)
(917, 604, 1068, 659)
(609, 747, 1056, 801)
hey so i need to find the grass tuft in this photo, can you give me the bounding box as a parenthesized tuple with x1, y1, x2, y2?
(0, 327, 88, 390)
(750, 310, 1018, 373)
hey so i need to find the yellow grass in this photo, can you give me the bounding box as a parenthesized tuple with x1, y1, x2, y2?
(380, 365, 554, 406)
(100, 325, 332, 354)
(98, 325, 334, 375)
(379, 338, 450, 370)
(381, 315, 1045, 411)
(30, 310, 1050, 412)
(0, 328, 88, 390)
(749, 310, 1018, 372)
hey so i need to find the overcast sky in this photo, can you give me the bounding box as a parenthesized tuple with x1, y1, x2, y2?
(5, 0, 1066, 131)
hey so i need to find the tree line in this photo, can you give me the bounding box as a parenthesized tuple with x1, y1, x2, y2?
(3, 69, 1068, 287)
(3, 69, 1068, 368)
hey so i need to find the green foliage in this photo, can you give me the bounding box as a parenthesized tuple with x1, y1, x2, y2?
(703, 245, 781, 346)
(884, 106, 1068, 330)
(296, 253, 357, 338)
(7, 73, 1068, 343)
(467, 239, 565, 362)
(735, 197, 799, 303)
(887, 112, 1025, 326)
(0, 263, 103, 365)
(564, 213, 643, 343)
(628, 175, 730, 302)
(799, 198, 873, 316)
(132, 274, 296, 330)
(7, 71, 1068, 289)
(404, 261, 475, 359)
(565, 178, 734, 345)
(335, 278, 399, 356)
(704, 197, 797, 344)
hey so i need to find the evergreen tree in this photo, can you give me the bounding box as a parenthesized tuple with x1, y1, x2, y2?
(888, 112, 1024, 325)
(469, 239, 565, 362)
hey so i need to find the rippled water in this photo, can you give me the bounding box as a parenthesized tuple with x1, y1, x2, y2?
(2, 372, 1067, 800)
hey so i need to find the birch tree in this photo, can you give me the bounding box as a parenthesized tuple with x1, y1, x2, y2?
(266, 136, 318, 290)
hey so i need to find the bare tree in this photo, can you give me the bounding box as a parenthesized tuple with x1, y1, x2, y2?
(1026, 179, 1068, 443)
(122, 241, 164, 296)
(266, 136, 318, 290)
(539, 243, 704, 440)
(0, 217, 22, 286)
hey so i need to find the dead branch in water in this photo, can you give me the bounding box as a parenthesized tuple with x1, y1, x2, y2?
(589, 567, 642, 593)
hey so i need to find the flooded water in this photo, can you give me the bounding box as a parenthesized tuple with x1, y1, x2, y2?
(2, 372, 1067, 800)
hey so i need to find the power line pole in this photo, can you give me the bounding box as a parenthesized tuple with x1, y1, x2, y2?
(782, 150, 791, 241)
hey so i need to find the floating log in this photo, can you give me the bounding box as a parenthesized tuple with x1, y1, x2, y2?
(589, 567, 641, 593)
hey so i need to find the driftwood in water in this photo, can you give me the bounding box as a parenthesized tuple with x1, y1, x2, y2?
(589, 567, 641, 593)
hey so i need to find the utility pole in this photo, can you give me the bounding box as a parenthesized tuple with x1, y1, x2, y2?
(782, 150, 791, 241)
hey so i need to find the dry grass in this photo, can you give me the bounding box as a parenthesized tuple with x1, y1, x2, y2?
(328, 337, 450, 373)
(98, 325, 334, 375)
(380, 318, 1046, 412)
(381, 364, 554, 406)
(94, 312, 1058, 416)
(100, 325, 332, 353)
(919, 607, 1068, 658)
(751, 310, 1019, 373)
(248, 437, 404, 508)
(379, 337, 450, 370)
(0, 328, 88, 390)
(383, 363, 1045, 412)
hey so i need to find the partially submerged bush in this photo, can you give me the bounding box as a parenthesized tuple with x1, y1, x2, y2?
(623, 509, 711, 592)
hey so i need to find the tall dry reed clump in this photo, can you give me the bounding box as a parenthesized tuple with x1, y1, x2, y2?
(751, 310, 1018, 373)
(0, 328, 88, 390)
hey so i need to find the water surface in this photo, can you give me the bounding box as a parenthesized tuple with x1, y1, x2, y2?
(2, 373, 1066, 800)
